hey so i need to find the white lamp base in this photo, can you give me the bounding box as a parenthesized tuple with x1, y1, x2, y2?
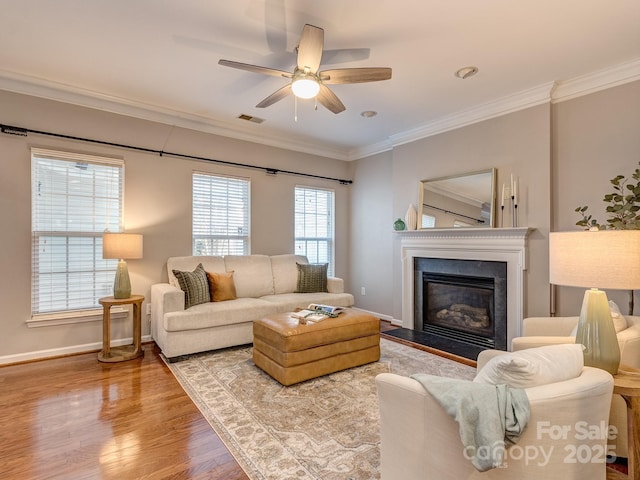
(113, 259, 132, 299)
(575, 288, 620, 375)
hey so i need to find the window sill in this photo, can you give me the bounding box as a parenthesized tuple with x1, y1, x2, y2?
(27, 307, 128, 328)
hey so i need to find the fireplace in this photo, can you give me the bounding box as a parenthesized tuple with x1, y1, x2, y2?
(414, 257, 507, 359)
(400, 228, 531, 356)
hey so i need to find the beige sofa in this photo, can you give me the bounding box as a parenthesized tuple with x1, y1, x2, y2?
(512, 314, 640, 459)
(376, 348, 614, 479)
(151, 254, 354, 360)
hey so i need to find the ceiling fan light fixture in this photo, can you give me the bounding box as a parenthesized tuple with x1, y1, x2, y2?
(291, 77, 320, 99)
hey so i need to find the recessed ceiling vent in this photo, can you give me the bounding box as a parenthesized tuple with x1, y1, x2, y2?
(237, 114, 265, 124)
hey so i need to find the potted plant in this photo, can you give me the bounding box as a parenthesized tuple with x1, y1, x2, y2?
(576, 162, 640, 230)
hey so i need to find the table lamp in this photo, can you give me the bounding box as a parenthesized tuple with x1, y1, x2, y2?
(102, 233, 143, 299)
(549, 230, 640, 374)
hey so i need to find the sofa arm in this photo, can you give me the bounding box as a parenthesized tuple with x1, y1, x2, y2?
(521, 316, 578, 336)
(150, 283, 185, 339)
(476, 349, 508, 371)
(512, 335, 576, 351)
(327, 276, 344, 294)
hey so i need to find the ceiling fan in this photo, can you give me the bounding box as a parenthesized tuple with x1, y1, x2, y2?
(218, 24, 392, 114)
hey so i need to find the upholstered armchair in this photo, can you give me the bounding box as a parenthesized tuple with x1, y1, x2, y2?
(512, 314, 640, 458)
(376, 348, 614, 479)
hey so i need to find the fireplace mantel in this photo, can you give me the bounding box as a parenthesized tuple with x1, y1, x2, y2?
(400, 227, 533, 349)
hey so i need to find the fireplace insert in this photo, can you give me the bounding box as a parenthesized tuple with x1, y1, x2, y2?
(414, 258, 507, 359)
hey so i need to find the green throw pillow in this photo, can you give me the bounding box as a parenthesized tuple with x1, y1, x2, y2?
(173, 263, 211, 309)
(295, 263, 328, 293)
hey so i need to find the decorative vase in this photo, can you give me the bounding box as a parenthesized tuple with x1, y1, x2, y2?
(393, 218, 406, 231)
(405, 204, 417, 230)
(575, 288, 620, 375)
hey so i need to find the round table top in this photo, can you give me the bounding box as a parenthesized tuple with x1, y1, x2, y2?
(99, 294, 145, 306)
(613, 365, 640, 397)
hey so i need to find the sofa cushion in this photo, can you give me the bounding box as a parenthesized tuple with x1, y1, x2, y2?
(271, 254, 309, 294)
(295, 263, 328, 293)
(260, 292, 355, 312)
(610, 300, 628, 333)
(206, 271, 237, 302)
(224, 255, 275, 298)
(168, 256, 225, 288)
(172, 263, 210, 309)
(163, 297, 279, 332)
(474, 344, 584, 388)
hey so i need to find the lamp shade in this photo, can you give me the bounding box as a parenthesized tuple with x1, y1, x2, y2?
(549, 230, 640, 290)
(102, 233, 143, 260)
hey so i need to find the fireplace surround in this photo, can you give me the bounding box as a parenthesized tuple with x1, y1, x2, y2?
(400, 228, 532, 355)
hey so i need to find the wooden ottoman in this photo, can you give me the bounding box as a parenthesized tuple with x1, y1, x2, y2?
(253, 309, 380, 386)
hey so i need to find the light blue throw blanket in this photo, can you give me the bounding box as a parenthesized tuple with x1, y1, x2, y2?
(411, 374, 530, 471)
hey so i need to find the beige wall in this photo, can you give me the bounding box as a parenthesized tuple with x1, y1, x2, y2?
(1, 79, 638, 361)
(350, 81, 640, 323)
(350, 104, 552, 321)
(0, 90, 351, 361)
(552, 80, 640, 314)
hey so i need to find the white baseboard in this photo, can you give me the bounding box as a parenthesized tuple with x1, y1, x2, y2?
(0, 335, 153, 366)
(350, 306, 402, 325)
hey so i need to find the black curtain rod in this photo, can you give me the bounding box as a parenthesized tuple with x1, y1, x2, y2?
(0, 123, 353, 185)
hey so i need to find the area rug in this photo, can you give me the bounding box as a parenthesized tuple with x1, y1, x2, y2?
(165, 338, 475, 480)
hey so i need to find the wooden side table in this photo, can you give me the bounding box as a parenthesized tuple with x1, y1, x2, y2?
(98, 295, 144, 362)
(607, 367, 640, 480)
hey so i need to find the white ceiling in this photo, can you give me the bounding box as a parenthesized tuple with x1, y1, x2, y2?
(0, 0, 639, 160)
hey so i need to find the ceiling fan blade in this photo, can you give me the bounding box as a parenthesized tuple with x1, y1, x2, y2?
(319, 67, 392, 84)
(321, 48, 370, 65)
(296, 24, 324, 72)
(218, 59, 291, 78)
(256, 84, 292, 108)
(316, 84, 345, 114)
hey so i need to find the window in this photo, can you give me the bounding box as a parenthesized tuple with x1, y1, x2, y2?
(421, 214, 436, 229)
(31, 149, 123, 320)
(294, 186, 335, 275)
(192, 172, 250, 256)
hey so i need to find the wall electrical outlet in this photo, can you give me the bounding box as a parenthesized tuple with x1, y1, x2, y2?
(361, 287, 366, 296)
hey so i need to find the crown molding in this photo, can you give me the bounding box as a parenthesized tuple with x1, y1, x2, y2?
(2, 57, 639, 163)
(387, 82, 555, 150)
(0, 70, 350, 161)
(551, 58, 640, 103)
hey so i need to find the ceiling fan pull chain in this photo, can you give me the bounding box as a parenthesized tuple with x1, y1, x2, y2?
(294, 95, 298, 122)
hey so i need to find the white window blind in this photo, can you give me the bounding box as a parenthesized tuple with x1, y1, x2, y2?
(294, 186, 334, 276)
(31, 149, 123, 316)
(192, 173, 250, 255)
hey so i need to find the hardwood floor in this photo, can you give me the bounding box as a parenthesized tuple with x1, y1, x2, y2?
(1, 321, 626, 478)
(0, 343, 248, 480)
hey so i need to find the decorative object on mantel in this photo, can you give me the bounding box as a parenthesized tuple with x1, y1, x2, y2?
(404, 204, 417, 230)
(393, 218, 406, 231)
(549, 230, 640, 375)
(500, 174, 519, 227)
(575, 161, 640, 230)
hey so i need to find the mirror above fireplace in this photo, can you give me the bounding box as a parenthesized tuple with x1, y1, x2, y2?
(418, 168, 496, 229)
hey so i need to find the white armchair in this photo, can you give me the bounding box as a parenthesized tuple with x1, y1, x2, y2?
(376, 350, 614, 480)
(513, 314, 640, 458)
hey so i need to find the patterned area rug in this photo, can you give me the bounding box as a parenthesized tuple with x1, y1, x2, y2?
(165, 338, 476, 480)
